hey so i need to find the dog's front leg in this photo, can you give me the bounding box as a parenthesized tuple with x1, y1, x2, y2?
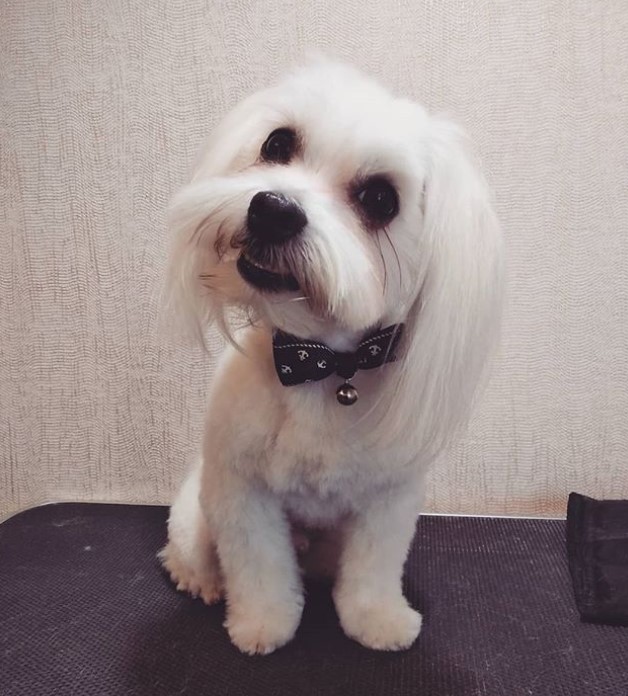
(333, 486, 422, 651)
(203, 473, 303, 655)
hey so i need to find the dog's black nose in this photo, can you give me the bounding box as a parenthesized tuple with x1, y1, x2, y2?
(247, 191, 307, 244)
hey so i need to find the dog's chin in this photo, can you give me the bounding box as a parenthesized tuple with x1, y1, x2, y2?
(236, 253, 299, 294)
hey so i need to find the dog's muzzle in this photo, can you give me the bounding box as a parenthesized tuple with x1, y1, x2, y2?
(236, 191, 305, 293)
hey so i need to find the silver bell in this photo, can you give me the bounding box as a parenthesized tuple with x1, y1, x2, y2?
(336, 381, 358, 406)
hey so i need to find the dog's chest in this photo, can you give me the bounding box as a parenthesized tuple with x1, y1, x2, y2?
(261, 412, 406, 524)
(268, 427, 358, 488)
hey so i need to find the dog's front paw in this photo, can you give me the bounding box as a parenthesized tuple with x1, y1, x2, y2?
(225, 600, 303, 655)
(337, 596, 422, 651)
(158, 542, 223, 606)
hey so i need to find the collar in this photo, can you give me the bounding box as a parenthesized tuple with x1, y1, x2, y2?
(272, 324, 404, 405)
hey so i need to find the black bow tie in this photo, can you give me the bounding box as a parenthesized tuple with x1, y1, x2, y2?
(272, 324, 404, 405)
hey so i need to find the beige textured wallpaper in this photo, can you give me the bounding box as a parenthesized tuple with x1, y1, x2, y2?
(2, 0, 628, 520)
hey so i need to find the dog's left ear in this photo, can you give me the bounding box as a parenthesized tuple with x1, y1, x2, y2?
(381, 117, 503, 456)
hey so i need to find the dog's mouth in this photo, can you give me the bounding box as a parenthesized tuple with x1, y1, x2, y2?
(236, 253, 299, 293)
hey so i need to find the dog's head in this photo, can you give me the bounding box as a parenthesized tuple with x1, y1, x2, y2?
(169, 60, 502, 452)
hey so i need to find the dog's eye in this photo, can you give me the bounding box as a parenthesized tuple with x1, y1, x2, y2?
(355, 177, 399, 225)
(261, 128, 297, 164)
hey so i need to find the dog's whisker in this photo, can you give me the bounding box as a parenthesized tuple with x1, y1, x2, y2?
(383, 227, 402, 291)
(266, 295, 309, 307)
(198, 273, 216, 288)
(375, 232, 388, 295)
(286, 295, 309, 303)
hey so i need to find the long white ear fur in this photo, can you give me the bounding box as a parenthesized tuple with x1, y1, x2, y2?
(375, 118, 503, 459)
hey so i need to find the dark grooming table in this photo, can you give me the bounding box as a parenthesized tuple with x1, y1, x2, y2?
(1, 503, 627, 696)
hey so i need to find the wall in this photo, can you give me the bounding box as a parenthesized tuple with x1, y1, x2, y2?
(2, 0, 628, 520)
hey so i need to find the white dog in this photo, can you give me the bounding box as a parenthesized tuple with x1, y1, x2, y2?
(159, 60, 502, 655)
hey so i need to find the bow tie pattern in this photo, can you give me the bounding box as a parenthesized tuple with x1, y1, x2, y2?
(272, 324, 404, 397)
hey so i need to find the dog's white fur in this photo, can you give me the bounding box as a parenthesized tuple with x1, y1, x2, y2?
(160, 60, 502, 655)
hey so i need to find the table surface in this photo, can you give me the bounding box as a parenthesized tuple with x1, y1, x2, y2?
(1, 503, 627, 696)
